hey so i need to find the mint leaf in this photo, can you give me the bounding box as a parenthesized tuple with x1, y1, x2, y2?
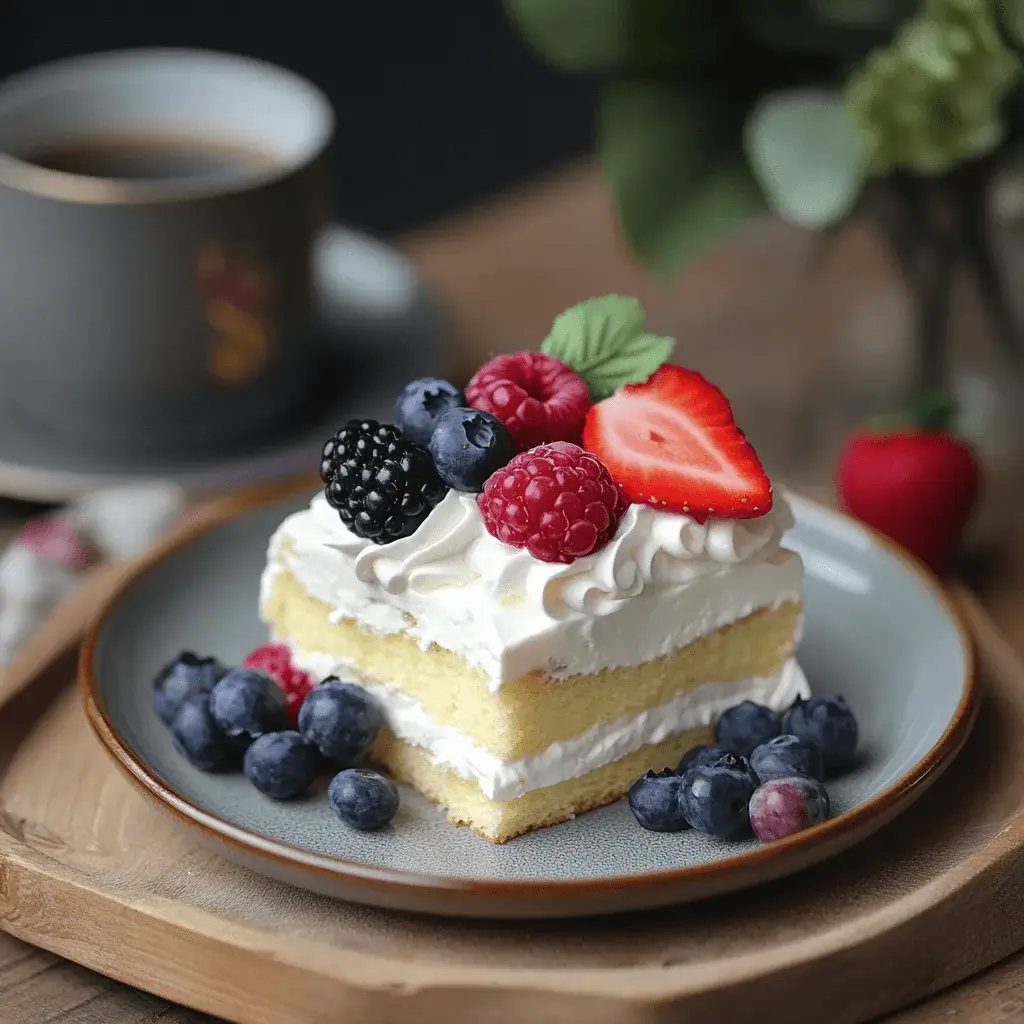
(541, 296, 674, 400)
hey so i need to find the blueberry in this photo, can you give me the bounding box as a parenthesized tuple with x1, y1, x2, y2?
(686, 750, 760, 792)
(298, 678, 383, 763)
(715, 751, 761, 791)
(328, 768, 399, 830)
(750, 733, 824, 783)
(170, 694, 240, 772)
(680, 757, 759, 840)
(395, 378, 466, 447)
(782, 696, 859, 771)
(428, 407, 516, 492)
(714, 701, 781, 757)
(628, 769, 690, 832)
(243, 731, 320, 800)
(209, 668, 288, 742)
(749, 774, 831, 842)
(153, 651, 226, 726)
(677, 743, 734, 774)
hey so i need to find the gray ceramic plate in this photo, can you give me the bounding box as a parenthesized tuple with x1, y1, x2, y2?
(81, 489, 977, 919)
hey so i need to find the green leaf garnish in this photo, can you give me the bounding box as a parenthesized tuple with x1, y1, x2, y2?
(541, 295, 674, 400)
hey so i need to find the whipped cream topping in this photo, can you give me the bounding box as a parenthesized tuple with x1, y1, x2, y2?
(262, 491, 803, 689)
(290, 645, 810, 801)
(331, 489, 791, 614)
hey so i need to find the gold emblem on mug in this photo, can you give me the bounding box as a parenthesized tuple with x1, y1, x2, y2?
(197, 243, 277, 385)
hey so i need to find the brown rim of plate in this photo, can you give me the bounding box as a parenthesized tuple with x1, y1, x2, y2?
(79, 476, 978, 902)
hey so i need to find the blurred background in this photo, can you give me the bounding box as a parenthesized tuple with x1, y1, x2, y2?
(0, 2, 596, 235)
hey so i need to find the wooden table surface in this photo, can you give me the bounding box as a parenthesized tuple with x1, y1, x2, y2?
(4, 163, 1024, 1023)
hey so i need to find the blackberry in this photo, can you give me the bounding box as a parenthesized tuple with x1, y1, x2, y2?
(320, 420, 448, 543)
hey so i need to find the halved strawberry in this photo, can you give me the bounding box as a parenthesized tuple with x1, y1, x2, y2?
(582, 365, 772, 522)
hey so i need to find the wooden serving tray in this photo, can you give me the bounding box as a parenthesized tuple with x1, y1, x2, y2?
(0, 586, 1022, 1023)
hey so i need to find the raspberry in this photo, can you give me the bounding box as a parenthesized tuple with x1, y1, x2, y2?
(243, 643, 315, 725)
(477, 442, 628, 563)
(466, 352, 590, 451)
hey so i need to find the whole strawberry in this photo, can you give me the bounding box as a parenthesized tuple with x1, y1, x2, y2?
(835, 391, 980, 574)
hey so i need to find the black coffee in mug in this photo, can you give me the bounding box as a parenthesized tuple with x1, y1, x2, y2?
(23, 134, 280, 181)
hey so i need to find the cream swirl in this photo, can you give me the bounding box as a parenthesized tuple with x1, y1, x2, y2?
(319, 490, 791, 618)
(485, 499, 792, 619)
(319, 490, 481, 595)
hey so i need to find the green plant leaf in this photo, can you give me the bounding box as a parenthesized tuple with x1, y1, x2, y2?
(503, 0, 723, 72)
(597, 82, 769, 280)
(541, 296, 673, 400)
(744, 88, 866, 228)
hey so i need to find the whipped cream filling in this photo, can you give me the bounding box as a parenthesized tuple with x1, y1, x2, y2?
(290, 646, 810, 801)
(261, 491, 804, 690)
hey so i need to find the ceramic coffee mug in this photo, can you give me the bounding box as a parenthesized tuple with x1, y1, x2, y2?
(0, 49, 334, 455)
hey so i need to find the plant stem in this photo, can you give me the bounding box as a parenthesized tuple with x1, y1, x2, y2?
(955, 159, 1024, 362)
(917, 238, 955, 390)
(883, 175, 958, 390)
(866, 179, 919, 281)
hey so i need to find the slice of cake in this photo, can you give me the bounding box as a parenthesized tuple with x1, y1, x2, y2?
(260, 296, 805, 843)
